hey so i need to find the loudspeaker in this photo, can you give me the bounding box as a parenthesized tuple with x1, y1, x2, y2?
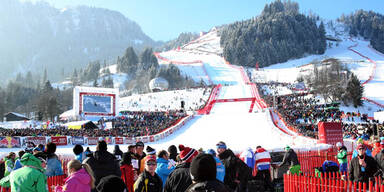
(181, 101, 185, 108)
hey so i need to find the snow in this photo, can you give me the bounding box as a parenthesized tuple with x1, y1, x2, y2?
(3, 25, 384, 156)
(119, 87, 212, 112)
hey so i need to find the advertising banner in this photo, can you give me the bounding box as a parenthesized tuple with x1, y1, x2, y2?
(141, 137, 148, 143)
(115, 137, 124, 144)
(88, 137, 99, 145)
(149, 136, 154, 142)
(125, 137, 135, 144)
(0, 137, 21, 148)
(72, 136, 84, 145)
(318, 122, 343, 145)
(25, 137, 46, 146)
(51, 136, 67, 146)
(104, 137, 113, 144)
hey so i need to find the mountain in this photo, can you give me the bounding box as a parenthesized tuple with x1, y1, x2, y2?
(0, 0, 162, 82)
(157, 32, 199, 52)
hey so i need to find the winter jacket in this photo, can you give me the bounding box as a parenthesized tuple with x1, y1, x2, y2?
(185, 180, 232, 192)
(239, 148, 254, 169)
(75, 152, 86, 162)
(120, 164, 134, 192)
(163, 162, 192, 192)
(134, 152, 146, 174)
(279, 149, 300, 167)
(4, 159, 14, 177)
(155, 157, 174, 187)
(218, 149, 250, 192)
(372, 143, 382, 157)
(45, 153, 64, 176)
(254, 147, 271, 171)
(133, 170, 162, 192)
(336, 146, 348, 164)
(9, 153, 48, 192)
(213, 156, 225, 182)
(349, 155, 379, 183)
(84, 150, 122, 186)
(374, 149, 384, 173)
(13, 159, 23, 171)
(56, 168, 92, 192)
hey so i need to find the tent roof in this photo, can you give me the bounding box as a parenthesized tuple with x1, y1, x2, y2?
(63, 120, 91, 127)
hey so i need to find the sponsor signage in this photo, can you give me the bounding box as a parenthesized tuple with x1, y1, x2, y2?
(318, 122, 343, 145)
(115, 137, 124, 144)
(72, 136, 84, 145)
(88, 137, 99, 145)
(51, 136, 67, 146)
(26, 137, 46, 146)
(0, 137, 21, 148)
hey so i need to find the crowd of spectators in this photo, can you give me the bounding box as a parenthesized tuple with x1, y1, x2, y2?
(0, 111, 186, 138)
(258, 82, 384, 139)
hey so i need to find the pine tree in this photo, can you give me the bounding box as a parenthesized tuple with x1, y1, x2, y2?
(117, 47, 138, 74)
(345, 74, 364, 107)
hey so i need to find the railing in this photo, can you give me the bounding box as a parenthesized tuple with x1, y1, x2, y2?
(284, 173, 384, 192)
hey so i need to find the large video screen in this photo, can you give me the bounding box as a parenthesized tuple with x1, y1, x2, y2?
(82, 95, 112, 113)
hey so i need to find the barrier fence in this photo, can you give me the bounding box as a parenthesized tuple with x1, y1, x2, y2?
(284, 174, 384, 192)
(296, 149, 354, 175)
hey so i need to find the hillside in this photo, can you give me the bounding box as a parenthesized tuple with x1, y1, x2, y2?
(0, 0, 161, 82)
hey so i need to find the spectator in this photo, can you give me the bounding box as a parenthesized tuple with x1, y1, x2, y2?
(9, 153, 48, 192)
(349, 144, 379, 183)
(4, 152, 16, 177)
(352, 138, 373, 158)
(186, 153, 231, 192)
(217, 141, 250, 192)
(127, 145, 136, 157)
(73, 144, 86, 162)
(134, 142, 146, 174)
(155, 150, 174, 187)
(168, 145, 178, 163)
(120, 153, 134, 192)
(114, 145, 123, 160)
(164, 144, 198, 192)
(239, 147, 255, 170)
(336, 142, 348, 175)
(13, 150, 25, 171)
(45, 142, 64, 176)
(84, 140, 121, 186)
(206, 149, 225, 182)
(55, 159, 95, 192)
(84, 147, 92, 157)
(278, 146, 301, 175)
(134, 155, 162, 192)
(254, 146, 273, 191)
(96, 175, 127, 192)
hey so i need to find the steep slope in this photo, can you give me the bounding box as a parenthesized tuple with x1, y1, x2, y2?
(0, 0, 161, 82)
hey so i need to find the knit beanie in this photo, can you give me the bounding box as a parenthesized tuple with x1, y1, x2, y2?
(96, 175, 127, 192)
(206, 149, 216, 156)
(179, 144, 198, 163)
(144, 155, 157, 164)
(136, 141, 144, 147)
(190, 154, 216, 182)
(146, 146, 156, 155)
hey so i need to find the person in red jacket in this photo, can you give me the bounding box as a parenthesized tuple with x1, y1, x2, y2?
(120, 152, 135, 192)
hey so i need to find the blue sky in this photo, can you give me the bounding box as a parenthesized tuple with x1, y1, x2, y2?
(28, 0, 384, 41)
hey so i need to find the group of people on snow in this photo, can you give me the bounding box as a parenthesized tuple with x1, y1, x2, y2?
(0, 140, 302, 192)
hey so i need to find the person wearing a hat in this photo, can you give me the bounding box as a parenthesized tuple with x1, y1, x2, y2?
(134, 155, 162, 192)
(186, 153, 231, 192)
(352, 138, 372, 158)
(216, 141, 250, 192)
(206, 149, 225, 182)
(164, 144, 198, 192)
(5, 153, 48, 192)
(278, 146, 301, 175)
(336, 142, 348, 175)
(349, 144, 379, 183)
(134, 141, 146, 174)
